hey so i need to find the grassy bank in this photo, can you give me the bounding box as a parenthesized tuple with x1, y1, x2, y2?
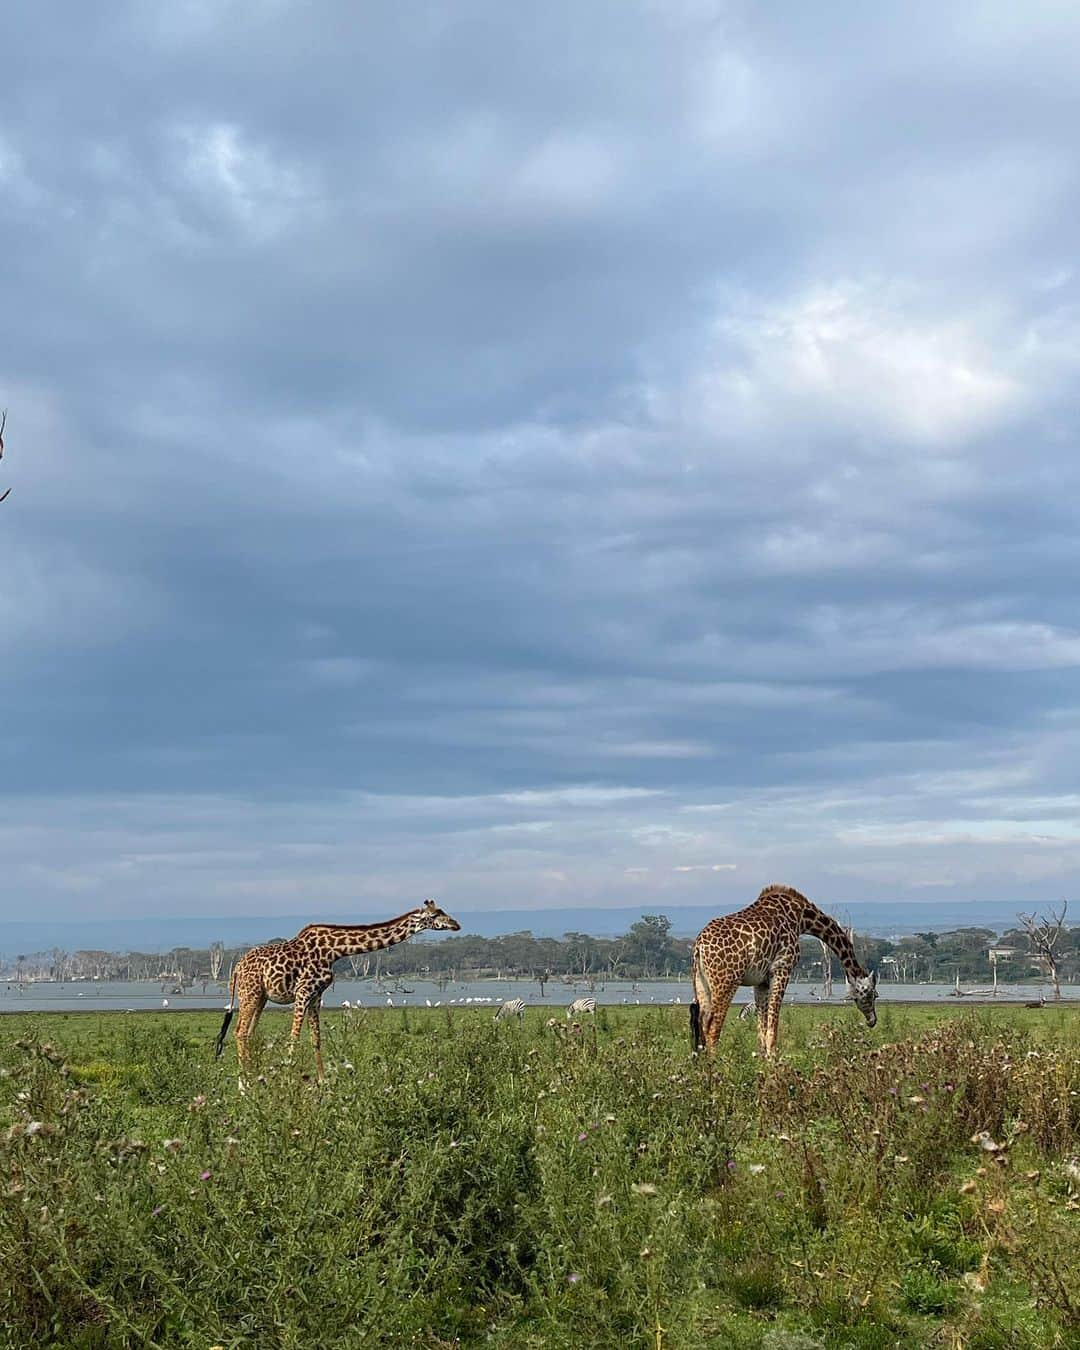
(1, 1004, 1078, 1349)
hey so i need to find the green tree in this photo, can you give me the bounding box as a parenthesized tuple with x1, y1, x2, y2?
(623, 915, 677, 977)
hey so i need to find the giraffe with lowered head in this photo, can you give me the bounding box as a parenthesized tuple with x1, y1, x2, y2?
(690, 884, 877, 1058)
(215, 899, 461, 1077)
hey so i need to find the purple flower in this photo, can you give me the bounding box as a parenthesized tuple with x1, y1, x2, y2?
(774, 1191, 785, 1199)
(151, 1205, 164, 1217)
(577, 1132, 588, 1141)
(727, 1160, 736, 1171)
(568, 1273, 581, 1284)
(200, 1170, 212, 1181)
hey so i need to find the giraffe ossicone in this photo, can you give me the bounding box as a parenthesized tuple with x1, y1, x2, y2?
(214, 899, 461, 1079)
(690, 884, 878, 1059)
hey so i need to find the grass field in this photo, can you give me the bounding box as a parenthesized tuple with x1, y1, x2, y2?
(1, 1003, 1078, 1349)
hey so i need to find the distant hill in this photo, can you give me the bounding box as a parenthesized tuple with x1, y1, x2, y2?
(0, 899, 1032, 957)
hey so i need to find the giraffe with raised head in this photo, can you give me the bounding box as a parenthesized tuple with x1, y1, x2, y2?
(690, 884, 877, 1058)
(214, 899, 461, 1077)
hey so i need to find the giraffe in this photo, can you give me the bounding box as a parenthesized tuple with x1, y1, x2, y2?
(214, 899, 461, 1078)
(690, 884, 877, 1058)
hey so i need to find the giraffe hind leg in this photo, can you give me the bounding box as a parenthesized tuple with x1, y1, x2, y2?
(307, 1002, 325, 1080)
(764, 970, 793, 1059)
(753, 983, 770, 1056)
(691, 953, 715, 1051)
(703, 980, 740, 1048)
(235, 990, 267, 1071)
(288, 993, 308, 1060)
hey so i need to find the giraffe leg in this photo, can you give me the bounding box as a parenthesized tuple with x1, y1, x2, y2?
(288, 988, 310, 1063)
(753, 982, 770, 1056)
(235, 990, 267, 1071)
(703, 978, 740, 1049)
(307, 1000, 325, 1080)
(764, 968, 793, 1059)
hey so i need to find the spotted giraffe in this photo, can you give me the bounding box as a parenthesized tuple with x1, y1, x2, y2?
(690, 884, 877, 1058)
(214, 899, 461, 1077)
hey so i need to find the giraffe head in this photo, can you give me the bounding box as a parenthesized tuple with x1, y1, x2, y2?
(847, 968, 878, 1027)
(418, 898, 461, 932)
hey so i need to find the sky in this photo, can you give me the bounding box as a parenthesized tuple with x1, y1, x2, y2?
(2, 2, 1080, 927)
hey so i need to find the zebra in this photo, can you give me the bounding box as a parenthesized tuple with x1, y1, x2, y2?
(494, 998, 526, 1022)
(566, 997, 596, 1018)
(737, 1002, 757, 1021)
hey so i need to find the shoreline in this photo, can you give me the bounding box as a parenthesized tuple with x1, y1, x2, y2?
(3, 998, 1078, 1016)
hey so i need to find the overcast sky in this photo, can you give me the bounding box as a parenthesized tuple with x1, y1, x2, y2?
(3, 2, 1080, 924)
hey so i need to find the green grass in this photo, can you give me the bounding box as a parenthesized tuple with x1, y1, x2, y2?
(1, 1004, 1078, 1349)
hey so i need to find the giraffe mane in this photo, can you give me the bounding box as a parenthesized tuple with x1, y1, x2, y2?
(296, 908, 425, 937)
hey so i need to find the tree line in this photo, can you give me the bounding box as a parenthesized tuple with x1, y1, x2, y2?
(3, 910, 1078, 990)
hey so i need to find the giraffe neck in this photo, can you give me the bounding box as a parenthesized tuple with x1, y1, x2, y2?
(303, 911, 426, 961)
(797, 904, 866, 980)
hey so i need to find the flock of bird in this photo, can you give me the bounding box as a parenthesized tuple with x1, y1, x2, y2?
(335, 993, 687, 1013)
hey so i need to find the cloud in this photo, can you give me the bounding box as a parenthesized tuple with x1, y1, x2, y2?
(3, 2, 1080, 922)
(697, 282, 1025, 448)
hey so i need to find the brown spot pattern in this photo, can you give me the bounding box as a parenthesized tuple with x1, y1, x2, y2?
(224, 899, 460, 1078)
(690, 884, 877, 1058)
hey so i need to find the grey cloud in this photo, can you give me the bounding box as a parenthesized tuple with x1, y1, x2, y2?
(3, 3, 1080, 920)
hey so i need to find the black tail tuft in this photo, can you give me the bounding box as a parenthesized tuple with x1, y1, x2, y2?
(213, 1008, 234, 1059)
(689, 1000, 702, 1052)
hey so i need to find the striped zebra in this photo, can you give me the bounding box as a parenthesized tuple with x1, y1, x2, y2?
(737, 1002, 757, 1021)
(494, 998, 526, 1022)
(566, 996, 596, 1018)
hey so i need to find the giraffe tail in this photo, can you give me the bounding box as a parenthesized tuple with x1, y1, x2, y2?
(213, 968, 238, 1059)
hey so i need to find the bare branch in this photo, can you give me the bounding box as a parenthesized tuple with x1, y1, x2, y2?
(1, 408, 8, 502)
(1015, 902, 1068, 999)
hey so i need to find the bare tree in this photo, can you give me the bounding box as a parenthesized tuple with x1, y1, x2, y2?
(0, 410, 9, 502)
(819, 938, 834, 999)
(208, 941, 225, 982)
(1016, 903, 1068, 1000)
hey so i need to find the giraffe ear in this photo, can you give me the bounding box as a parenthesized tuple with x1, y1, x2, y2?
(424, 898, 437, 912)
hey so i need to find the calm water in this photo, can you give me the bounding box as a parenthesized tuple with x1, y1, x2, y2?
(0, 976, 1069, 1014)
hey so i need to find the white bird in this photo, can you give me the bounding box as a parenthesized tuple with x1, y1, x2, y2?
(425, 999, 432, 1007)
(162, 999, 169, 1008)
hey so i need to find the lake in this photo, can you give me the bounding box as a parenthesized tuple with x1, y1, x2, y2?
(0, 975, 1069, 1013)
